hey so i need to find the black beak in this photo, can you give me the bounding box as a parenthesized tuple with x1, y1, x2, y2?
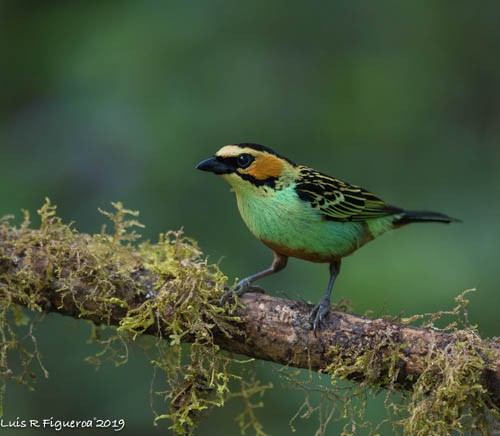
(196, 156, 232, 174)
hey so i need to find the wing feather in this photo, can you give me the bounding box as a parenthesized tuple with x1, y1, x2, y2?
(295, 167, 401, 222)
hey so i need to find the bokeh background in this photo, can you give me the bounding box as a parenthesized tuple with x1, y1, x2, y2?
(1, 1, 499, 434)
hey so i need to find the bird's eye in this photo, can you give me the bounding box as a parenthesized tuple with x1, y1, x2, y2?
(237, 153, 254, 169)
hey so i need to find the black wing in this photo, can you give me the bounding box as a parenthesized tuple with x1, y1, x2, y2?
(295, 167, 401, 222)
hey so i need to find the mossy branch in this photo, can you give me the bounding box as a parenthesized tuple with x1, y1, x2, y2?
(0, 201, 498, 434)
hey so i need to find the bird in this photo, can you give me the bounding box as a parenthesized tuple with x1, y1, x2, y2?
(196, 143, 459, 332)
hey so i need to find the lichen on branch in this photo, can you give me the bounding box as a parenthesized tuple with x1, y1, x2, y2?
(0, 200, 498, 435)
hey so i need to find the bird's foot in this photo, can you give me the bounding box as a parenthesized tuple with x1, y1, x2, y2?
(219, 279, 265, 305)
(309, 297, 331, 333)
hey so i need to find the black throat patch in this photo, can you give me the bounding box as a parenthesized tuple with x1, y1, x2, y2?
(237, 172, 278, 189)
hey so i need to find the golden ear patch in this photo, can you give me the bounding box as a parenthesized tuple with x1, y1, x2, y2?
(243, 154, 283, 180)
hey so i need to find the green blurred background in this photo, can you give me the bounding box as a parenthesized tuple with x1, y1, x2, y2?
(1, 1, 499, 434)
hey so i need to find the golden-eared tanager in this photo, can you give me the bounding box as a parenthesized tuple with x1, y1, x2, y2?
(197, 143, 459, 331)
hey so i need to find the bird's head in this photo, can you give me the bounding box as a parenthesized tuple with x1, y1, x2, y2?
(196, 143, 297, 192)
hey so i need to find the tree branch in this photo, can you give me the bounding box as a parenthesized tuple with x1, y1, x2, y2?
(1, 206, 499, 415)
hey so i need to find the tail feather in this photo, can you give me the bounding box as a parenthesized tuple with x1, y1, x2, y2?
(394, 210, 461, 225)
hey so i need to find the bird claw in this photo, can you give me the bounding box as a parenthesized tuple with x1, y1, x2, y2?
(309, 298, 331, 333)
(220, 279, 265, 305)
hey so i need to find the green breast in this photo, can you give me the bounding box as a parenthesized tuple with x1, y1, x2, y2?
(234, 185, 387, 262)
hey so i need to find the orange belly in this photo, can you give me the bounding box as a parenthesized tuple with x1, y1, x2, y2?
(260, 238, 365, 263)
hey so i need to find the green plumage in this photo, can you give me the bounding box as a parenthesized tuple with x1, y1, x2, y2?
(235, 182, 389, 261)
(228, 163, 455, 262)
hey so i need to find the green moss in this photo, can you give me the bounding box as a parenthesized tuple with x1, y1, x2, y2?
(0, 199, 266, 434)
(402, 331, 492, 434)
(322, 291, 499, 435)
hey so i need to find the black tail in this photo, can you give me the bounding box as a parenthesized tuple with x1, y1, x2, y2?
(394, 210, 461, 226)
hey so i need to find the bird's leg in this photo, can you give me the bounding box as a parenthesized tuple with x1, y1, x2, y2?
(310, 260, 341, 332)
(220, 252, 288, 305)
